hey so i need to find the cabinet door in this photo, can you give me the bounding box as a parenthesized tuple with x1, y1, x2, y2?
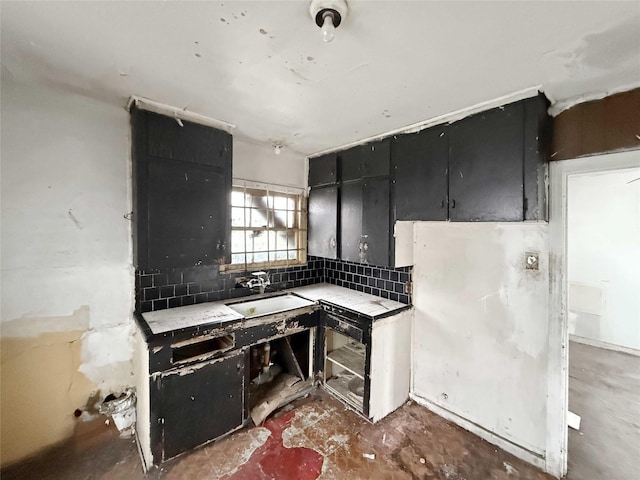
(449, 103, 524, 221)
(340, 140, 390, 182)
(340, 182, 363, 262)
(392, 127, 448, 221)
(160, 352, 246, 461)
(147, 160, 229, 269)
(340, 180, 390, 266)
(362, 178, 390, 267)
(309, 153, 337, 187)
(132, 107, 232, 269)
(308, 185, 338, 259)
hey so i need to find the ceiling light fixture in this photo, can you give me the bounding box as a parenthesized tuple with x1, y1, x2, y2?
(310, 0, 348, 43)
(273, 143, 283, 155)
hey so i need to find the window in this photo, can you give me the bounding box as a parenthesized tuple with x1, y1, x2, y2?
(230, 186, 307, 270)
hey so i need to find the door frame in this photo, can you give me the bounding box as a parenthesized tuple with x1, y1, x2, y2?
(547, 149, 640, 477)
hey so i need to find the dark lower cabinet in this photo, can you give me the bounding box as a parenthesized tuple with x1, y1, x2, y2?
(308, 185, 338, 259)
(157, 351, 246, 461)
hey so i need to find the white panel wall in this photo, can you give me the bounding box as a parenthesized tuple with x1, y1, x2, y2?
(567, 168, 640, 350)
(0, 77, 135, 463)
(411, 222, 550, 463)
(233, 138, 306, 189)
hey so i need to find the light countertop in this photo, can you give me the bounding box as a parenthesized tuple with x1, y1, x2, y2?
(142, 302, 243, 334)
(291, 283, 407, 318)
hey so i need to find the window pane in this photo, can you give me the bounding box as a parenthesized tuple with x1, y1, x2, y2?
(288, 198, 295, 210)
(288, 250, 297, 260)
(251, 230, 268, 252)
(274, 210, 288, 228)
(276, 230, 288, 250)
(274, 196, 287, 210)
(287, 211, 295, 228)
(276, 250, 288, 261)
(254, 252, 268, 263)
(231, 230, 245, 253)
(232, 190, 248, 207)
(231, 207, 245, 227)
(250, 208, 268, 228)
(231, 253, 245, 264)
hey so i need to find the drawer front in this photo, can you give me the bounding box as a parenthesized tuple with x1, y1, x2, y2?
(324, 313, 364, 343)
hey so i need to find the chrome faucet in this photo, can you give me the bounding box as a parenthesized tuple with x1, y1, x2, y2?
(244, 271, 270, 294)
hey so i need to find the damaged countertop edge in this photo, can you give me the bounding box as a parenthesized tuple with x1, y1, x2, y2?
(136, 283, 411, 343)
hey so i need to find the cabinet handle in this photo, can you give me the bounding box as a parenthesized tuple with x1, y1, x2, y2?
(451, 200, 456, 209)
(440, 200, 444, 208)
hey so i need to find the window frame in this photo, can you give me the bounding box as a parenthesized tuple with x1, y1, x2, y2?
(222, 183, 307, 273)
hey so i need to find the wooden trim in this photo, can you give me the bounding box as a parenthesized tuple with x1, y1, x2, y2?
(552, 88, 640, 160)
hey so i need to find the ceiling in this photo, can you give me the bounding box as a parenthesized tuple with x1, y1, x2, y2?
(2, 1, 639, 156)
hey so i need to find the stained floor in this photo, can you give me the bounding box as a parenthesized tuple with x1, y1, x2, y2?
(2, 390, 555, 480)
(567, 341, 640, 480)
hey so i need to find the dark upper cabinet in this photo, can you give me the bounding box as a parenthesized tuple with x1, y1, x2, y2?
(132, 107, 232, 270)
(340, 139, 390, 181)
(449, 102, 524, 221)
(392, 126, 448, 221)
(308, 185, 338, 259)
(391, 93, 550, 223)
(362, 178, 390, 267)
(340, 178, 390, 266)
(340, 182, 363, 262)
(309, 153, 337, 187)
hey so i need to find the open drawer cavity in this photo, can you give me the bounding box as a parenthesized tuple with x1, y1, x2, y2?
(171, 334, 235, 364)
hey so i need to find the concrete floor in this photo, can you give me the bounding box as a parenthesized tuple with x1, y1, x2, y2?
(2, 390, 554, 480)
(567, 341, 640, 480)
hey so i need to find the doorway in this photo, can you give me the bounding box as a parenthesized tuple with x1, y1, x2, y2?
(549, 150, 640, 479)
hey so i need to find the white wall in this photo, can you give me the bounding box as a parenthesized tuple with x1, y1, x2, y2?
(233, 138, 306, 189)
(411, 222, 550, 468)
(0, 77, 134, 464)
(567, 168, 640, 350)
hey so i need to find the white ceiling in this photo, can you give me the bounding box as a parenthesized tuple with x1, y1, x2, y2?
(2, 1, 639, 156)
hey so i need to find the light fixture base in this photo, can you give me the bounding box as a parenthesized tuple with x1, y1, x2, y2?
(310, 0, 348, 29)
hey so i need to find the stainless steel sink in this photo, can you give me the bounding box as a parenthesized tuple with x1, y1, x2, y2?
(227, 293, 315, 319)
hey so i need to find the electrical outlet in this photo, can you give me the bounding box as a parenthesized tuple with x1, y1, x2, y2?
(525, 252, 539, 270)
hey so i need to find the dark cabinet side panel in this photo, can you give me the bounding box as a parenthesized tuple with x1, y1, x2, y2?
(161, 352, 245, 461)
(392, 126, 448, 221)
(362, 178, 390, 267)
(523, 94, 551, 221)
(449, 103, 524, 222)
(308, 186, 338, 259)
(309, 153, 337, 187)
(147, 160, 229, 269)
(340, 182, 363, 262)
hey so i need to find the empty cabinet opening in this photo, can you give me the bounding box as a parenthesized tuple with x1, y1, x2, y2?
(324, 329, 366, 413)
(249, 330, 314, 425)
(171, 334, 234, 364)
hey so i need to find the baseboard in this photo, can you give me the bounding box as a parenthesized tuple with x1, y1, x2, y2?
(409, 393, 546, 472)
(569, 335, 640, 357)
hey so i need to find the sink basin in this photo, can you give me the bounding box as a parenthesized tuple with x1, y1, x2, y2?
(227, 294, 315, 319)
